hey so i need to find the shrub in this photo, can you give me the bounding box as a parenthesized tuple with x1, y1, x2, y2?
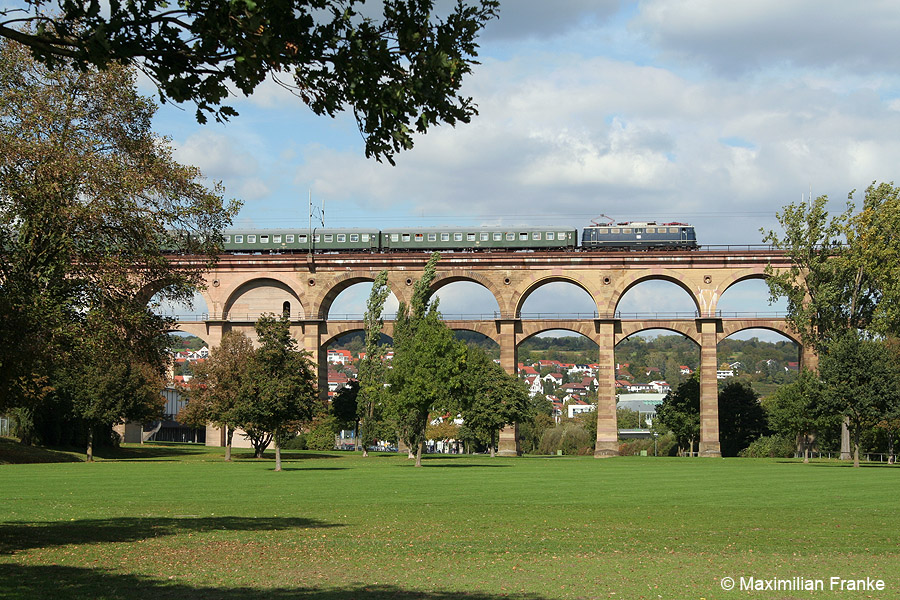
(538, 422, 592, 455)
(738, 434, 796, 458)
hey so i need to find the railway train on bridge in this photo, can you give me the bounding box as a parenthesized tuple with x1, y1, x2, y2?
(215, 220, 698, 254)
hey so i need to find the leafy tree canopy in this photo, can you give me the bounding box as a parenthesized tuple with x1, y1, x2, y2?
(0, 0, 499, 163)
(0, 38, 237, 413)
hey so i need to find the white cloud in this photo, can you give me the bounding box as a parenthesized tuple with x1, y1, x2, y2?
(173, 131, 261, 180)
(634, 0, 900, 76)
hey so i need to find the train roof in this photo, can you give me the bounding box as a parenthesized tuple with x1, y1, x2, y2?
(380, 225, 577, 233)
(583, 221, 694, 228)
(225, 227, 380, 234)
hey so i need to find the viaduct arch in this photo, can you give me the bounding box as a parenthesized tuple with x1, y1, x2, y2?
(168, 248, 804, 458)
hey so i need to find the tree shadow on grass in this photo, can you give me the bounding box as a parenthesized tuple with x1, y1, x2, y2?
(0, 564, 550, 600)
(0, 516, 342, 555)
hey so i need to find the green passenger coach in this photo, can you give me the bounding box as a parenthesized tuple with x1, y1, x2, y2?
(381, 226, 577, 251)
(223, 228, 381, 253)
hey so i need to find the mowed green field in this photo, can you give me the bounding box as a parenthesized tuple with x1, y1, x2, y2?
(0, 445, 897, 600)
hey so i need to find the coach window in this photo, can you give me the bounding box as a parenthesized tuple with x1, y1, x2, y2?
(260, 235, 269, 243)
(313, 234, 320, 243)
(622, 229, 631, 234)
(611, 228, 619, 234)
(224, 235, 232, 243)
(454, 233, 463, 241)
(350, 234, 358, 242)
(645, 228, 655, 234)
(234, 235, 243, 243)
(415, 234, 424, 242)
(519, 232, 528, 241)
(390, 234, 398, 242)
(532, 232, 541, 240)
(467, 233, 475, 241)
(297, 234, 306, 244)
(324, 234, 333, 243)
(506, 233, 515, 241)
(361, 234, 369, 242)
(402, 234, 410, 242)
(273, 235, 282, 243)
(441, 233, 450, 241)
(494, 232, 503, 241)
(599, 228, 609, 234)
(669, 228, 678, 234)
(336, 234, 345, 242)
(480, 232, 489, 241)
(428, 233, 437, 242)
(248, 235, 257, 243)
(546, 232, 554, 240)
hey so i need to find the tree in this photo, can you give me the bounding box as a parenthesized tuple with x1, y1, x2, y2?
(0, 39, 238, 416)
(717, 381, 768, 457)
(388, 252, 467, 466)
(817, 331, 897, 468)
(57, 309, 167, 460)
(763, 369, 824, 462)
(178, 331, 255, 462)
(236, 314, 318, 470)
(357, 271, 390, 456)
(762, 186, 900, 466)
(331, 379, 360, 444)
(655, 376, 700, 456)
(0, 1, 499, 163)
(460, 347, 531, 457)
(761, 194, 875, 352)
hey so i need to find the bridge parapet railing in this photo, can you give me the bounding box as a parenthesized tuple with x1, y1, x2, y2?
(165, 310, 788, 323)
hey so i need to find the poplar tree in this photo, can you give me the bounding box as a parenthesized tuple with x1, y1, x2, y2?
(389, 252, 467, 467)
(357, 271, 390, 456)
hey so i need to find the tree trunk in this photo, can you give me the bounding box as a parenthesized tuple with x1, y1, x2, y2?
(225, 426, 233, 462)
(275, 440, 282, 472)
(489, 430, 496, 458)
(415, 440, 423, 467)
(86, 427, 94, 462)
(408, 447, 416, 460)
(853, 426, 860, 468)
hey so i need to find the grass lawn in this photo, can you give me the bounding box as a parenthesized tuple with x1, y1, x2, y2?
(0, 442, 897, 600)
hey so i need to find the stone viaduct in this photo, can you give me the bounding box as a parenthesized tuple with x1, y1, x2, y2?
(169, 248, 810, 458)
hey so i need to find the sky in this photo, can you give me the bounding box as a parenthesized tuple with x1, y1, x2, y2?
(146, 0, 900, 340)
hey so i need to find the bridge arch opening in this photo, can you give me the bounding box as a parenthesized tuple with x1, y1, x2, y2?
(224, 278, 303, 321)
(326, 281, 400, 321)
(614, 279, 699, 317)
(432, 281, 501, 319)
(516, 329, 600, 455)
(615, 328, 701, 456)
(717, 277, 786, 321)
(517, 280, 597, 319)
(718, 328, 800, 391)
(150, 289, 210, 321)
(450, 328, 500, 352)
